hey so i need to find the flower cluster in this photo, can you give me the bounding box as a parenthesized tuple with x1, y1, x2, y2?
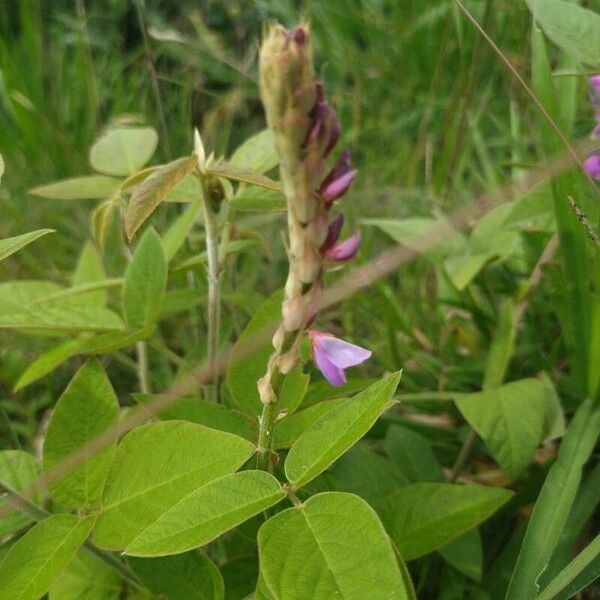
(584, 75, 600, 181)
(258, 24, 370, 393)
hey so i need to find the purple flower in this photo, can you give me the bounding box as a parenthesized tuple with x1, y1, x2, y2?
(590, 75, 600, 93)
(320, 149, 357, 205)
(320, 213, 344, 253)
(323, 233, 362, 261)
(305, 84, 340, 157)
(308, 330, 371, 386)
(584, 155, 600, 181)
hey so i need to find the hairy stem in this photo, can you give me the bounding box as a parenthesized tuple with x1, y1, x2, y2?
(135, 341, 151, 394)
(199, 175, 222, 402)
(0, 480, 145, 592)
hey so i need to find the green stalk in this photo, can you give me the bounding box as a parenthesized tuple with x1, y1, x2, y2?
(199, 173, 222, 403)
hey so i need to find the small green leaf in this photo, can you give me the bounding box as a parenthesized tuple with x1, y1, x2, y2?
(0, 514, 94, 600)
(444, 254, 493, 290)
(230, 129, 278, 174)
(230, 186, 286, 212)
(44, 360, 119, 508)
(0, 451, 41, 538)
(123, 228, 167, 328)
(94, 420, 255, 550)
(226, 292, 281, 415)
(30, 175, 122, 200)
(124, 470, 285, 556)
(128, 551, 224, 600)
(78, 326, 155, 355)
(14, 338, 84, 391)
(158, 397, 256, 442)
(455, 378, 552, 479)
(125, 156, 196, 240)
(72, 242, 107, 307)
(279, 366, 310, 414)
(49, 550, 121, 600)
(90, 126, 158, 176)
(527, 0, 600, 68)
(378, 483, 512, 560)
(273, 399, 346, 449)
(0, 229, 54, 262)
(257, 492, 410, 600)
(285, 372, 401, 487)
(206, 162, 282, 192)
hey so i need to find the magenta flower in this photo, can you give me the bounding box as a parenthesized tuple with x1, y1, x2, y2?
(584, 155, 600, 181)
(306, 84, 340, 157)
(323, 233, 362, 261)
(308, 330, 371, 386)
(320, 148, 357, 205)
(590, 75, 600, 93)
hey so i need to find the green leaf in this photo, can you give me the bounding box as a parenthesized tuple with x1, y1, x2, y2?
(0, 229, 54, 262)
(230, 186, 286, 212)
(128, 551, 224, 600)
(285, 372, 401, 487)
(221, 556, 258, 600)
(257, 492, 410, 600)
(444, 254, 493, 290)
(44, 360, 119, 509)
(123, 227, 167, 328)
(325, 444, 409, 506)
(384, 424, 444, 483)
(0, 451, 41, 538)
(49, 550, 121, 600)
(279, 366, 310, 414)
(273, 399, 346, 449)
(0, 304, 124, 333)
(438, 530, 483, 582)
(14, 338, 84, 391)
(158, 397, 256, 442)
(90, 126, 158, 176)
(226, 292, 281, 415)
(537, 533, 600, 600)
(482, 300, 516, 390)
(230, 129, 278, 174)
(162, 200, 201, 261)
(78, 326, 155, 355)
(362, 217, 466, 256)
(206, 162, 282, 192)
(455, 378, 552, 479)
(125, 156, 196, 240)
(124, 470, 284, 557)
(94, 420, 255, 550)
(506, 400, 600, 599)
(378, 483, 512, 560)
(0, 514, 94, 600)
(72, 242, 107, 307)
(164, 173, 202, 202)
(30, 175, 122, 200)
(528, 0, 600, 68)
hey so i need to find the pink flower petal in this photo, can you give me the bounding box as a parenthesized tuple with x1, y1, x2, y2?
(584, 155, 600, 180)
(313, 344, 347, 386)
(317, 335, 372, 369)
(324, 232, 361, 261)
(590, 75, 600, 92)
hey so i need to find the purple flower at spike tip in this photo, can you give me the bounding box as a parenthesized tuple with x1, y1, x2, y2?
(584, 155, 600, 181)
(320, 148, 357, 205)
(308, 330, 371, 386)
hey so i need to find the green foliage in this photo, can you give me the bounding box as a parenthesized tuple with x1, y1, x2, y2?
(285, 372, 401, 487)
(93, 421, 255, 549)
(122, 227, 167, 328)
(0, 229, 54, 262)
(30, 175, 122, 200)
(257, 492, 410, 600)
(0, 514, 93, 600)
(44, 360, 119, 509)
(378, 483, 513, 560)
(128, 552, 224, 599)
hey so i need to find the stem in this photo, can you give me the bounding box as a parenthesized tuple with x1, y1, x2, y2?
(0, 480, 144, 592)
(199, 175, 222, 402)
(135, 341, 151, 394)
(449, 429, 478, 482)
(257, 401, 277, 471)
